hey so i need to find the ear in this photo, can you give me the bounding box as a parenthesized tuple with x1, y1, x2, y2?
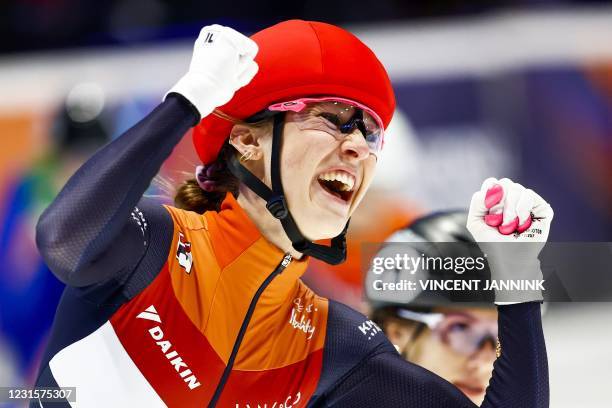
(383, 319, 417, 356)
(228, 124, 264, 161)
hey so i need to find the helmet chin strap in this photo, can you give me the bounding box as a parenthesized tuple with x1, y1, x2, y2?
(226, 113, 349, 265)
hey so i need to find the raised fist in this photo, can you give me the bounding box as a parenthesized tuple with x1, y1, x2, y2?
(467, 177, 553, 243)
(467, 178, 554, 304)
(166, 24, 259, 118)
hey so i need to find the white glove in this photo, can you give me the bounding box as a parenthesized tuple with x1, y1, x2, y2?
(467, 177, 554, 304)
(166, 24, 259, 118)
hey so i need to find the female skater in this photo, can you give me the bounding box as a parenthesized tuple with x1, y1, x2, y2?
(33, 20, 551, 407)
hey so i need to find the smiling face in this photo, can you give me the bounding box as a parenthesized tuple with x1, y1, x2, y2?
(229, 102, 378, 241)
(279, 109, 377, 240)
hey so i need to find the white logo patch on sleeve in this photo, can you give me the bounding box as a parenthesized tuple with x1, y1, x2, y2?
(175, 232, 193, 273)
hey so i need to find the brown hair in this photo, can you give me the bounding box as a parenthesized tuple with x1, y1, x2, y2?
(174, 118, 273, 214)
(174, 142, 240, 213)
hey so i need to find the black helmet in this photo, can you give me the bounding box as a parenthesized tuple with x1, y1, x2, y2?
(365, 210, 494, 312)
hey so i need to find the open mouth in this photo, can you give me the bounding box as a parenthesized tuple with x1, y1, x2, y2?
(317, 170, 356, 203)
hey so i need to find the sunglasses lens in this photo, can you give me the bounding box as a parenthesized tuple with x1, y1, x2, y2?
(437, 315, 498, 355)
(271, 99, 384, 155)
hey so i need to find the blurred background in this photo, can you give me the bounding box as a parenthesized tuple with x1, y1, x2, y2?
(1, 0, 611, 407)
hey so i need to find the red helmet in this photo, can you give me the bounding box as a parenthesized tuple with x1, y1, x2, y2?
(193, 19, 396, 164)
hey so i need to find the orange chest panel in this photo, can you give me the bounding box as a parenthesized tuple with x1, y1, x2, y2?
(108, 203, 328, 406)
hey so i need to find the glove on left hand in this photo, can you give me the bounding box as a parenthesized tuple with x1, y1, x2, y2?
(467, 177, 554, 304)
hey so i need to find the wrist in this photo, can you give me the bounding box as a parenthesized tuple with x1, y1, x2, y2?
(165, 93, 201, 125)
(165, 73, 230, 119)
(489, 258, 544, 303)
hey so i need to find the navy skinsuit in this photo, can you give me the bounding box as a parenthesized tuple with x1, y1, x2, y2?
(33, 95, 548, 407)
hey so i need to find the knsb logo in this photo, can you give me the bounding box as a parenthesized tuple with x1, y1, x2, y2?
(136, 305, 201, 390)
(176, 232, 193, 273)
(358, 319, 382, 341)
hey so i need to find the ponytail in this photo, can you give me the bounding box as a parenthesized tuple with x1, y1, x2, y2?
(174, 142, 239, 213)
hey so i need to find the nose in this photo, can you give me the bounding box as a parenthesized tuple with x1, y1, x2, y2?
(340, 130, 370, 161)
(466, 337, 496, 374)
